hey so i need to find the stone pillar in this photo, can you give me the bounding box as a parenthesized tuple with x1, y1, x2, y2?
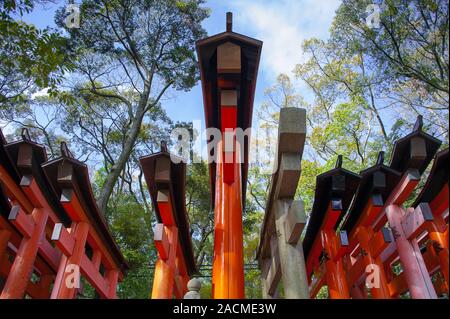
(274, 200, 309, 299)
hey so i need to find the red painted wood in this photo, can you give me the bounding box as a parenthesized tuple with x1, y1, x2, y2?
(0, 208, 48, 299)
(385, 204, 437, 298)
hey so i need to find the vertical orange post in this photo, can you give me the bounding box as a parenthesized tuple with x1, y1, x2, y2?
(56, 222, 89, 299)
(0, 229, 10, 261)
(151, 225, 178, 299)
(50, 254, 68, 298)
(386, 205, 437, 298)
(196, 12, 262, 299)
(212, 142, 245, 298)
(321, 229, 349, 299)
(32, 273, 53, 299)
(427, 216, 449, 292)
(0, 208, 48, 299)
(356, 227, 391, 299)
(107, 269, 119, 299)
(176, 243, 190, 297)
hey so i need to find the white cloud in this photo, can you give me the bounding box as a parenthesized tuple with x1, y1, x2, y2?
(229, 0, 341, 80)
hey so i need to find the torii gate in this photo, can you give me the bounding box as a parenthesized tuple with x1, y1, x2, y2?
(140, 144, 197, 299)
(0, 129, 128, 299)
(196, 12, 262, 298)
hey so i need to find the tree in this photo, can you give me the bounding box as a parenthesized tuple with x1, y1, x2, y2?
(55, 0, 209, 213)
(330, 0, 448, 139)
(0, 0, 70, 109)
(335, 0, 448, 94)
(2, 98, 67, 158)
(185, 160, 213, 267)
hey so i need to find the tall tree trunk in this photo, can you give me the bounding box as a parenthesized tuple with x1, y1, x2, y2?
(97, 89, 150, 214)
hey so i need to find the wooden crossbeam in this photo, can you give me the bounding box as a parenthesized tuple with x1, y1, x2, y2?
(369, 227, 394, 258)
(402, 203, 434, 240)
(60, 188, 117, 271)
(0, 165, 33, 213)
(51, 223, 75, 256)
(373, 169, 421, 230)
(9, 205, 34, 238)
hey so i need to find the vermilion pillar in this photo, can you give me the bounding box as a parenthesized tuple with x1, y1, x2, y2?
(386, 204, 437, 298)
(321, 229, 349, 299)
(0, 208, 48, 299)
(152, 225, 178, 299)
(54, 222, 89, 299)
(196, 12, 262, 299)
(140, 151, 196, 299)
(212, 141, 245, 298)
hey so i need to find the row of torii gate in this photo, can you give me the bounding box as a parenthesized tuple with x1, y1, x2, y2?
(0, 13, 448, 299)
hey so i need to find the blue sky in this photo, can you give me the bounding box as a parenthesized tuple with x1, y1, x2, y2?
(21, 0, 341, 130)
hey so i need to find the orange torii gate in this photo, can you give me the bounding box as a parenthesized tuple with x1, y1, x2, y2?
(302, 116, 447, 299)
(302, 156, 361, 299)
(140, 145, 197, 299)
(339, 151, 401, 299)
(196, 12, 262, 299)
(0, 129, 71, 298)
(0, 129, 128, 299)
(408, 148, 449, 294)
(43, 143, 128, 298)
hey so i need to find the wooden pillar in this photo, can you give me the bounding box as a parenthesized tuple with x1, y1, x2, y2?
(427, 215, 449, 291)
(212, 142, 245, 299)
(0, 228, 11, 292)
(355, 226, 391, 299)
(107, 269, 119, 299)
(50, 254, 68, 299)
(55, 222, 89, 299)
(31, 273, 53, 299)
(350, 284, 365, 299)
(0, 208, 48, 299)
(0, 229, 10, 261)
(151, 225, 178, 299)
(386, 204, 437, 298)
(175, 242, 190, 298)
(321, 229, 350, 299)
(274, 200, 309, 299)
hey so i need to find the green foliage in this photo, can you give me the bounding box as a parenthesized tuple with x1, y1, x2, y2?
(107, 193, 155, 298)
(316, 286, 329, 299)
(186, 161, 213, 266)
(330, 0, 448, 138)
(334, 0, 448, 94)
(1, 0, 447, 300)
(55, 0, 209, 91)
(0, 0, 34, 18)
(0, 1, 71, 109)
